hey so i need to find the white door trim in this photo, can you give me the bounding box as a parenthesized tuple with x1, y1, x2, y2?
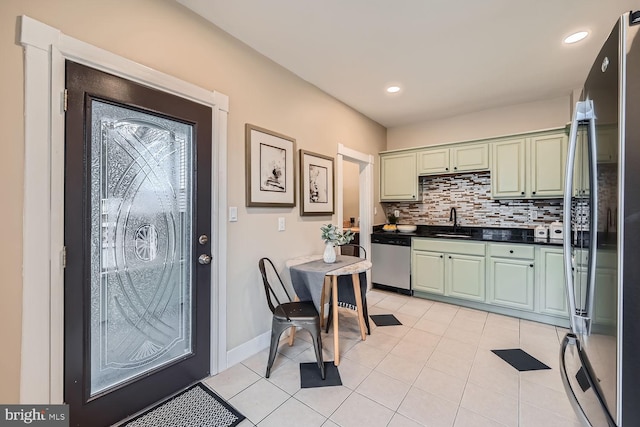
(336, 143, 374, 288)
(19, 15, 229, 404)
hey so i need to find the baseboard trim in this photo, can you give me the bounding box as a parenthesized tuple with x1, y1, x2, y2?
(226, 331, 271, 368)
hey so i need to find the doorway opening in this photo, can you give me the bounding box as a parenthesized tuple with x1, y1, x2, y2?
(336, 144, 374, 288)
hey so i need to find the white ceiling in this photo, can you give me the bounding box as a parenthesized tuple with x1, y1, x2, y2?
(177, 0, 637, 128)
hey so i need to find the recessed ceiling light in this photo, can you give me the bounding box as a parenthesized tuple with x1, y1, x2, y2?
(564, 31, 588, 44)
(386, 85, 401, 94)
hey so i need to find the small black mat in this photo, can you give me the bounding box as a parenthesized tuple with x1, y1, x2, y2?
(370, 314, 402, 326)
(491, 349, 551, 372)
(122, 383, 245, 427)
(300, 362, 342, 388)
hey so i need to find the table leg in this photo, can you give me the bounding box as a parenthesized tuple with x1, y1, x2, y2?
(319, 276, 329, 328)
(351, 273, 367, 341)
(332, 275, 340, 366)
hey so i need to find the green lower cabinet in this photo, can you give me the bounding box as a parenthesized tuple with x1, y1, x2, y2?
(537, 247, 568, 317)
(446, 253, 485, 301)
(488, 257, 535, 311)
(412, 250, 445, 294)
(593, 267, 617, 327)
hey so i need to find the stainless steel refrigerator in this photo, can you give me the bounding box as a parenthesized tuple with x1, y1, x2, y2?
(561, 10, 640, 427)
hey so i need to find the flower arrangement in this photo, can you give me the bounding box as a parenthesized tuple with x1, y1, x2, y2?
(320, 224, 355, 245)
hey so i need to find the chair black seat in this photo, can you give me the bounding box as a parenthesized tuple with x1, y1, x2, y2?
(258, 257, 325, 380)
(275, 301, 319, 320)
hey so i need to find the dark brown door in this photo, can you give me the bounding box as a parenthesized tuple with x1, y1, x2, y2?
(64, 61, 212, 426)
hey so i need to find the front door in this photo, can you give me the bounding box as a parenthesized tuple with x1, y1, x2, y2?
(64, 61, 212, 426)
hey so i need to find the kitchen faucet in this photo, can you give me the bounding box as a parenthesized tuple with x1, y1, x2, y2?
(449, 207, 458, 232)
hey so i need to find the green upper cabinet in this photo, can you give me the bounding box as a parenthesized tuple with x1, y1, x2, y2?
(380, 152, 418, 201)
(417, 148, 450, 174)
(418, 143, 489, 175)
(492, 130, 567, 199)
(491, 138, 526, 198)
(530, 133, 568, 198)
(451, 144, 490, 173)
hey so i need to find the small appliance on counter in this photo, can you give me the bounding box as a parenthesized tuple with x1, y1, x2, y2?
(549, 221, 563, 241)
(534, 225, 548, 242)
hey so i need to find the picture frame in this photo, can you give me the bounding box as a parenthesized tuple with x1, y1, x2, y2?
(299, 150, 334, 216)
(245, 124, 296, 207)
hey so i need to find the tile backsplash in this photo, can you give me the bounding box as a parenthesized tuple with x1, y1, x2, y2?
(382, 171, 563, 228)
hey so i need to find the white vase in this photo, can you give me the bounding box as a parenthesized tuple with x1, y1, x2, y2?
(323, 242, 337, 263)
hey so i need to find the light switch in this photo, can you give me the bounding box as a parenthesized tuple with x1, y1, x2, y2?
(229, 206, 238, 222)
(278, 217, 285, 231)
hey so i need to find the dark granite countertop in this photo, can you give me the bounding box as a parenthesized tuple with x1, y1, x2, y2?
(372, 225, 564, 246)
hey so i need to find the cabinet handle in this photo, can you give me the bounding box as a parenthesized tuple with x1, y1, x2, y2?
(521, 192, 525, 195)
(454, 166, 457, 170)
(448, 256, 452, 259)
(532, 191, 536, 195)
(440, 255, 443, 258)
(445, 167, 449, 171)
(530, 264, 534, 268)
(509, 250, 514, 253)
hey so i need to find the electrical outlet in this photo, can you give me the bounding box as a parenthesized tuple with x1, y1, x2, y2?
(531, 210, 538, 220)
(394, 210, 400, 217)
(278, 217, 285, 231)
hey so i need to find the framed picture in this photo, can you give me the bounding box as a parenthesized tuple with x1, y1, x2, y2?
(300, 150, 334, 216)
(245, 124, 296, 207)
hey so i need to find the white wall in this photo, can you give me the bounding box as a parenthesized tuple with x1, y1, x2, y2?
(387, 95, 571, 150)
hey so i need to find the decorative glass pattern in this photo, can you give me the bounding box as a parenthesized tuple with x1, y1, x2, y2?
(90, 100, 194, 395)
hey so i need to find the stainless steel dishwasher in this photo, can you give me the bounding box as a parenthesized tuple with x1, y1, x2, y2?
(371, 233, 412, 295)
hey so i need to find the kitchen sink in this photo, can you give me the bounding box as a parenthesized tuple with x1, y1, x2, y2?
(434, 233, 473, 239)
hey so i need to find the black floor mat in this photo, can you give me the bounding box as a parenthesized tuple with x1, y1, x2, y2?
(300, 362, 342, 388)
(491, 349, 551, 372)
(122, 383, 245, 427)
(370, 314, 402, 326)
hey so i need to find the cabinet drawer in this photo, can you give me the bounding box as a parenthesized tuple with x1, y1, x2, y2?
(413, 238, 486, 256)
(489, 243, 534, 260)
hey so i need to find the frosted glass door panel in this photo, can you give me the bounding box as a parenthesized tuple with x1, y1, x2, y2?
(90, 100, 194, 395)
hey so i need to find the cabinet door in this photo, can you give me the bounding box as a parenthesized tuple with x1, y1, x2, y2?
(530, 133, 567, 198)
(418, 148, 450, 175)
(446, 254, 485, 301)
(488, 257, 535, 310)
(380, 152, 417, 201)
(537, 247, 568, 317)
(491, 138, 526, 198)
(451, 143, 489, 172)
(596, 126, 618, 163)
(412, 250, 445, 294)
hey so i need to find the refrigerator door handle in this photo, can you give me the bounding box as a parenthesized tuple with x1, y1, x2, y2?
(563, 100, 596, 335)
(560, 333, 594, 427)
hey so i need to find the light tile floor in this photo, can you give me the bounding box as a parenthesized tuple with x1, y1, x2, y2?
(204, 289, 581, 427)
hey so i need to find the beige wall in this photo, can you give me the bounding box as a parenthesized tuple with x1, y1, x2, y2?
(0, 0, 386, 403)
(387, 95, 571, 150)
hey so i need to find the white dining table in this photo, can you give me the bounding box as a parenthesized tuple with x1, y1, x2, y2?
(286, 255, 372, 365)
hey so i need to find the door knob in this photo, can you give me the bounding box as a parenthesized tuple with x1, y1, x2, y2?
(198, 254, 212, 265)
(198, 234, 209, 245)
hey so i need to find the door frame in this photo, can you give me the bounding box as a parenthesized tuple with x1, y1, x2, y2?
(19, 15, 229, 404)
(336, 143, 374, 288)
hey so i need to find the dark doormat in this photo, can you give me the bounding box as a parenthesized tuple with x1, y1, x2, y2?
(121, 382, 245, 427)
(370, 314, 402, 326)
(491, 349, 551, 372)
(300, 362, 342, 388)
